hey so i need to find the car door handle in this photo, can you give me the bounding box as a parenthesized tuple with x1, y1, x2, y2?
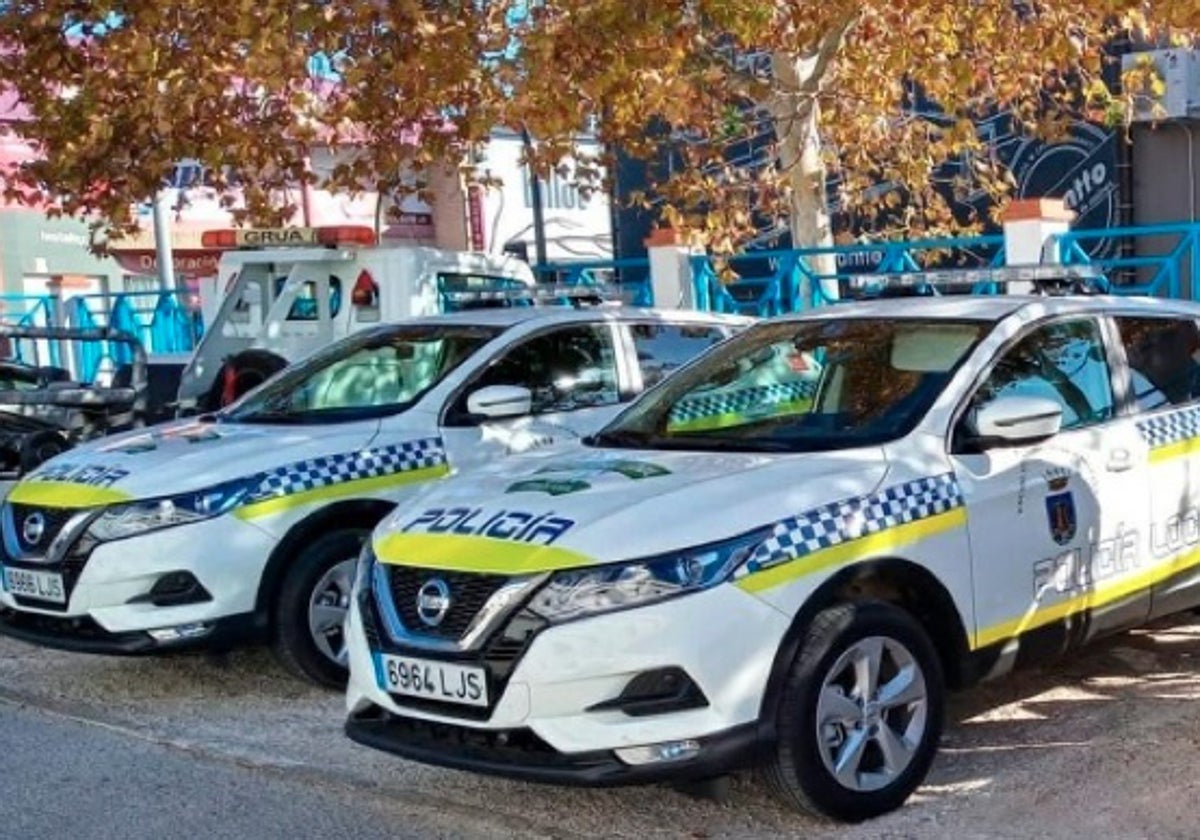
(1106, 448, 1133, 472)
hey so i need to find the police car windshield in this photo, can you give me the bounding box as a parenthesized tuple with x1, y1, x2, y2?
(591, 317, 988, 452)
(220, 324, 503, 424)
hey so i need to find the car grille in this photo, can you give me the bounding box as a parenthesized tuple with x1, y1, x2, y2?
(6, 503, 78, 557)
(387, 566, 509, 641)
(3, 504, 96, 612)
(362, 572, 548, 720)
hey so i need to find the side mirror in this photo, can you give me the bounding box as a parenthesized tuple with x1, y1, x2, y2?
(466, 384, 532, 419)
(969, 395, 1063, 446)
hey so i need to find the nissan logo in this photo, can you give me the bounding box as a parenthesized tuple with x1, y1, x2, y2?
(21, 512, 45, 546)
(415, 578, 452, 627)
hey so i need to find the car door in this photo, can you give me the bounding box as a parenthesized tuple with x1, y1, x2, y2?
(438, 322, 627, 471)
(948, 316, 1151, 661)
(619, 319, 734, 392)
(1110, 314, 1200, 618)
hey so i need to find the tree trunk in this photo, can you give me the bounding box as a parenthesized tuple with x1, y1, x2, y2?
(768, 18, 856, 304)
(770, 86, 836, 303)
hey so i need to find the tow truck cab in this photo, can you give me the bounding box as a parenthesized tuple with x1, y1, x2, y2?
(176, 225, 536, 413)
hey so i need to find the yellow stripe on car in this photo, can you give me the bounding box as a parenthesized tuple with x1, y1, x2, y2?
(7, 480, 132, 508)
(1149, 437, 1200, 465)
(373, 531, 593, 575)
(234, 464, 451, 521)
(736, 507, 968, 595)
(973, 542, 1200, 649)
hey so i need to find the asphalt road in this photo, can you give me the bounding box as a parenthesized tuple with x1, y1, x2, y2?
(5, 617, 1200, 839)
(0, 701, 514, 840)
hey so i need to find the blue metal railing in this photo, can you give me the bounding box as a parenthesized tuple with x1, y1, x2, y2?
(535, 257, 653, 306)
(688, 235, 1007, 316)
(1056, 222, 1200, 299)
(534, 222, 1200, 318)
(0, 290, 202, 382)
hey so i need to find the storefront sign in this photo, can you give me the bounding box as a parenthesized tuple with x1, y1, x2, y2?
(109, 250, 221, 278)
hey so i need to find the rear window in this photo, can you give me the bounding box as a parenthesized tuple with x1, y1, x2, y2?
(1114, 316, 1200, 410)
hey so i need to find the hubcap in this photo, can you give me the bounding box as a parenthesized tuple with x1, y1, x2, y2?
(814, 635, 928, 793)
(308, 558, 357, 667)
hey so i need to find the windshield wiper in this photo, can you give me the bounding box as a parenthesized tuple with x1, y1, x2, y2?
(228, 410, 309, 425)
(584, 429, 654, 448)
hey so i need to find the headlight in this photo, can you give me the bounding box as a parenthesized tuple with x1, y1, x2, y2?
(85, 477, 257, 543)
(527, 528, 769, 623)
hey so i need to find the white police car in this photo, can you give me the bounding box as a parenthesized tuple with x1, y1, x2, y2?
(0, 305, 747, 687)
(345, 288, 1200, 820)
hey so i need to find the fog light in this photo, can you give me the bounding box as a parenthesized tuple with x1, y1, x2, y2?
(614, 739, 701, 766)
(128, 571, 212, 608)
(147, 622, 212, 643)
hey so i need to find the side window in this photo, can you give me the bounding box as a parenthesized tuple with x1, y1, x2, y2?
(1114, 316, 1200, 411)
(285, 276, 342, 321)
(462, 325, 619, 416)
(629, 322, 727, 388)
(970, 319, 1114, 433)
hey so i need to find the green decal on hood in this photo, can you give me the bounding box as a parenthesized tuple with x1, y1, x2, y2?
(506, 478, 592, 496)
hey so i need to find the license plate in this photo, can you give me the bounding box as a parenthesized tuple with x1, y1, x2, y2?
(2, 566, 65, 605)
(377, 654, 488, 708)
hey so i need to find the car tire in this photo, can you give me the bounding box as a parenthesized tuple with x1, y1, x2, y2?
(762, 600, 944, 822)
(200, 350, 287, 412)
(272, 528, 369, 689)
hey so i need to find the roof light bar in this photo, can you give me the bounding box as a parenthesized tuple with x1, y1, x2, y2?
(847, 264, 1107, 296)
(200, 226, 377, 250)
(440, 285, 616, 304)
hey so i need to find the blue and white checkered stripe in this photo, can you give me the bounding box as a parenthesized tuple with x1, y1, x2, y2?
(737, 473, 964, 577)
(669, 380, 816, 424)
(245, 437, 447, 502)
(1136, 406, 1200, 449)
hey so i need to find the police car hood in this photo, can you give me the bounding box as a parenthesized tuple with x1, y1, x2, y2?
(11, 418, 397, 504)
(375, 445, 891, 566)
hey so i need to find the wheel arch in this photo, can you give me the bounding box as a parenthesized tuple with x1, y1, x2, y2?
(254, 498, 397, 621)
(757, 556, 973, 734)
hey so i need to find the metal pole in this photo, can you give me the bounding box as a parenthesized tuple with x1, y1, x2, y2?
(520, 127, 549, 272)
(152, 189, 177, 290)
(301, 152, 315, 226)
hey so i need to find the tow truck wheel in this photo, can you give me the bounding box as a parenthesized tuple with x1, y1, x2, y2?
(200, 349, 287, 412)
(272, 528, 368, 689)
(762, 601, 944, 822)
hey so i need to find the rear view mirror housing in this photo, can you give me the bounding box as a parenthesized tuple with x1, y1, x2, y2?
(965, 395, 1063, 449)
(466, 384, 532, 419)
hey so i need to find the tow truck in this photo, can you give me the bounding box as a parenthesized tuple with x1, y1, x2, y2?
(175, 226, 537, 413)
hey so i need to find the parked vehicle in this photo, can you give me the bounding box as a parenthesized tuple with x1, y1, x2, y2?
(175, 226, 538, 414)
(0, 302, 748, 687)
(344, 276, 1200, 820)
(0, 325, 148, 478)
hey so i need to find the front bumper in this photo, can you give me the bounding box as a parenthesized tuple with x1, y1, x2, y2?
(345, 706, 762, 786)
(0, 512, 278, 640)
(345, 578, 793, 780)
(0, 607, 260, 655)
